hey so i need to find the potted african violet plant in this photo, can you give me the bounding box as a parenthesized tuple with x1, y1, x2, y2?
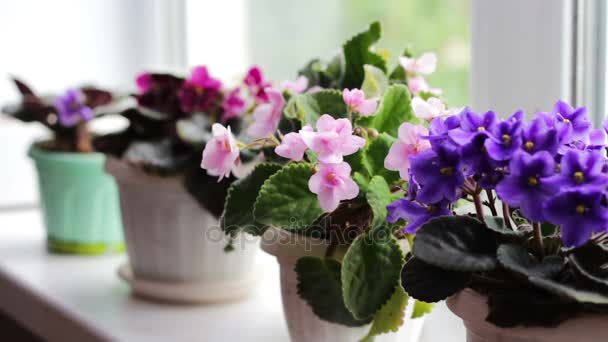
(101, 65, 263, 303)
(3, 79, 124, 254)
(202, 22, 451, 341)
(395, 99, 608, 341)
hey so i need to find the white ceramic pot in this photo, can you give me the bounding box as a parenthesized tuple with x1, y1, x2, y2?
(261, 227, 425, 342)
(447, 288, 608, 342)
(106, 157, 260, 303)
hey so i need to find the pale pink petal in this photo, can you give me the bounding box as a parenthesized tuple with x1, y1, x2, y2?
(317, 188, 339, 212)
(316, 114, 337, 132)
(416, 53, 438, 75)
(384, 142, 413, 180)
(339, 176, 360, 200)
(357, 98, 378, 116)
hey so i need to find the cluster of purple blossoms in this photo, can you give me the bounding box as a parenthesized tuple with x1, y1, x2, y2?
(386, 100, 608, 248)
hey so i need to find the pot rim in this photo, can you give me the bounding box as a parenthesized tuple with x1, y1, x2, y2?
(447, 288, 608, 339)
(28, 142, 106, 164)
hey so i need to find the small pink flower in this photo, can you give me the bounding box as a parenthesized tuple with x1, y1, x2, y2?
(407, 76, 443, 96)
(275, 125, 312, 161)
(400, 52, 437, 75)
(282, 76, 309, 95)
(411, 97, 461, 121)
(136, 73, 152, 93)
(221, 88, 246, 123)
(247, 88, 285, 138)
(308, 162, 359, 212)
(343, 88, 378, 116)
(244, 66, 272, 103)
(300, 114, 366, 163)
(384, 123, 431, 180)
(201, 123, 240, 181)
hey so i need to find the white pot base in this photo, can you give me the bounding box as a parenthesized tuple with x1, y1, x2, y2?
(118, 264, 261, 304)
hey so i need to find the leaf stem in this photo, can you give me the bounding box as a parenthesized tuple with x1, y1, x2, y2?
(502, 203, 513, 230)
(484, 189, 498, 216)
(473, 193, 485, 223)
(532, 222, 545, 259)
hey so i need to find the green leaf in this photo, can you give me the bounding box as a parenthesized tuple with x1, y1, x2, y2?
(357, 84, 417, 138)
(411, 300, 434, 319)
(342, 232, 404, 320)
(401, 257, 471, 303)
(569, 252, 608, 291)
(484, 216, 528, 238)
(361, 64, 389, 98)
(296, 257, 371, 327)
(361, 286, 408, 342)
(342, 22, 387, 89)
(253, 163, 323, 230)
(529, 276, 608, 305)
(353, 171, 370, 193)
(344, 149, 368, 176)
(221, 163, 282, 237)
(284, 89, 347, 125)
(362, 133, 400, 184)
(366, 176, 400, 228)
(497, 244, 563, 279)
(412, 216, 498, 272)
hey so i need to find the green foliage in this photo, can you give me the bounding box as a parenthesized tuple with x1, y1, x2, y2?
(361, 133, 400, 185)
(366, 176, 400, 228)
(401, 257, 471, 303)
(253, 163, 323, 230)
(361, 286, 409, 342)
(221, 163, 282, 237)
(284, 89, 347, 126)
(361, 64, 389, 98)
(411, 300, 434, 319)
(356, 84, 417, 138)
(342, 231, 404, 320)
(342, 22, 387, 89)
(497, 244, 563, 279)
(296, 257, 371, 327)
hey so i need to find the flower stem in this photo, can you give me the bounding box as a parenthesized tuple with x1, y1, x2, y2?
(473, 193, 485, 223)
(532, 222, 545, 259)
(485, 189, 498, 216)
(502, 203, 513, 230)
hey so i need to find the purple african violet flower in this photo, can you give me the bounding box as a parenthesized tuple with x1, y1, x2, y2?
(179, 66, 223, 113)
(54, 89, 94, 127)
(244, 66, 272, 103)
(544, 149, 608, 191)
(423, 115, 461, 151)
(410, 145, 464, 204)
(553, 100, 591, 142)
(387, 198, 451, 233)
(448, 109, 497, 146)
(544, 190, 608, 248)
(484, 111, 523, 161)
(495, 151, 557, 222)
(521, 115, 559, 155)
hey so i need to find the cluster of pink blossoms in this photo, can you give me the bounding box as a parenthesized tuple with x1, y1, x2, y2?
(200, 76, 380, 212)
(400, 52, 442, 97)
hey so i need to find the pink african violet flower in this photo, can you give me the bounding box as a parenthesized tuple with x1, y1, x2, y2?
(308, 162, 359, 212)
(275, 125, 312, 161)
(343, 88, 378, 116)
(384, 122, 431, 180)
(201, 123, 240, 181)
(247, 88, 285, 138)
(300, 114, 366, 163)
(244, 66, 272, 103)
(407, 76, 443, 96)
(136, 73, 152, 93)
(179, 66, 223, 113)
(221, 88, 246, 123)
(400, 52, 437, 75)
(412, 97, 461, 121)
(282, 76, 309, 95)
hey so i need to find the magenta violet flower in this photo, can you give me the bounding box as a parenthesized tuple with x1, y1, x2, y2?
(384, 122, 431, 180)
(387, 198, 452, 233)
(136, 73, 153, 93)
(495, 151, 557, 222)
(275, 125, 312, 162)
(544, 190, 608, 247)
(246, 88, 285, 138)
(54, 88, 94, 127)
(299, 114, 366, 163)
(134, 72, 184, 115)
(410, 145, 464, 204)
(244, 66, 272, 103)
(179, 66, 223, 113)
(201, 123, 240, 181)
(308, 162, 359, 212)
(221, 88, 246, 123)
(343, 88, 378, 116)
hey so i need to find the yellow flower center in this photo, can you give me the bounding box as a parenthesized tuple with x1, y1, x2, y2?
(327, 173, 337, 181)
(574, 171, 585, 184)
(477, 126, 486, 132)
(524, 141, 535, 151)
(563, 118, 570, 123)
(223, 139, 232, 152)
(502, 134, 512, 146)
(440, 167, 454, 176)
(576, 204, 586, 214)
(527, 176, 538, 186)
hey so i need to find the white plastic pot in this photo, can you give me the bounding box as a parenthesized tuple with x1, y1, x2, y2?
(106, 157, 260, 303)
(261, 227, 425, 342)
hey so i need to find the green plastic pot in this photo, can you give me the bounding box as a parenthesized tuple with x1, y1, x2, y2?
(28, 145, 124, 254)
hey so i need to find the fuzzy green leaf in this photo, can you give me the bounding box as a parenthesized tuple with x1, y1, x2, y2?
(361, 64, 389, 98)
(362, 133, 400, 184)
(221, 163, 282, 237)
(497, 244, 563, 279)
(342, 232, 404, 320)
(366, 176, 401, 228)
(357, 84, 416, 138)
(342, 22, 387, 89)
(284, 89, 346, 125)
(253, 163, 322, 230)
(361, 286, 408, 342)
(296, 257, 371, 327)
(411, 300, 434, 319)
(401, 257, 471, 303)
